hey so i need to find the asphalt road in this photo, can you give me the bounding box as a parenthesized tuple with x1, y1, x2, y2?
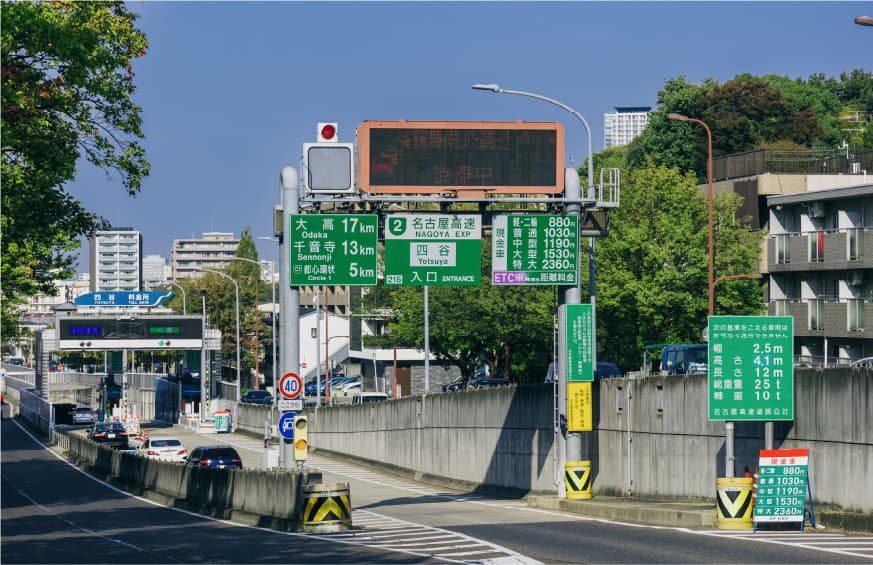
(3, 419, 872, 564)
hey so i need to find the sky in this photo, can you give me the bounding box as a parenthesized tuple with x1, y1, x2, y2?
(69, 1, 873, 273)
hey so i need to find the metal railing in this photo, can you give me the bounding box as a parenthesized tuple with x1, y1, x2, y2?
(713, 148, 873, 181)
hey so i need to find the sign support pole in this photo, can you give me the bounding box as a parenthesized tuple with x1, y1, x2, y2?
(562, 168, 583, 488)
(280, 166, 299, 469)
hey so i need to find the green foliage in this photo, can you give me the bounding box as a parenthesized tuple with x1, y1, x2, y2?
(595, 164, 764, 370)
(385, 241, 556, 382)
(1, 1, 149, 342)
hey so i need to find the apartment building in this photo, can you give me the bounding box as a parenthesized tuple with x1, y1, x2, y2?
(767, 184, 873, 365)
(142, 254, 168, 289)
(171, 232, 239, 280)
(603, 106, 651, 149)
(89, 228, 143, 292)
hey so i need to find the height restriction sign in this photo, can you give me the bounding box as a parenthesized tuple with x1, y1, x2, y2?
(708, 315, 794, 421)
(383, 214, 481, 286)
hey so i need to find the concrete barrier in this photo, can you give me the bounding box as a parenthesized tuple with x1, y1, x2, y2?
(309, 368, 873, 512)
(63, 432, 304, 528)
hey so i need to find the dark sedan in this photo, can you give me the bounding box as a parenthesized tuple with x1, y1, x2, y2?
(89, 422, 129, 449)
(240, 390, 273, 405)
(467, 374, 510, 389)
(185, 445, 243, 469)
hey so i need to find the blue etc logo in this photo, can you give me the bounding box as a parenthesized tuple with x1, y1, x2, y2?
(278, 412, 297, 439)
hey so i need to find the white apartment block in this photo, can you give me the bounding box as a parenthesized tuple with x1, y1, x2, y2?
(89, 228, 142, 292)
(143, 254, 168, 289)
(171, 232, 240, 280)
(21, 275, 91, 326)
(603, 106, 651, 149)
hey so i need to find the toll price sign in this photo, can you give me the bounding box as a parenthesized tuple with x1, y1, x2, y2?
(492, 215, 578, 285)
(565, 304, 594, 382)
(708, 316, 794, 421)
(290, 214, 378, 285)
(384, 214, 481, 286)
(754, 448, 810, 524)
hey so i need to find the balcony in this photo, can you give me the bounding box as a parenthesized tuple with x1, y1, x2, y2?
(768, 229, 873, 272)
(769, 298, 872, 338)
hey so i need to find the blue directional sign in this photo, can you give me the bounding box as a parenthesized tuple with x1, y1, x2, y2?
(278, 411, 298, 439)
(75, 291, 174, 308)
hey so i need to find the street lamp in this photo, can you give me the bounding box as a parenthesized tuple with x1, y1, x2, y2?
(667, 112, 715, 315)
(230, 256, 270, 391)
(171, 282, 187, 315)
(257, 236, 279, 394)
(203, 268, 241, 404)
(855, 15, 873, 26)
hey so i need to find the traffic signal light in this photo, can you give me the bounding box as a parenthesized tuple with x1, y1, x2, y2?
(303, 123, 355, 194)
(293, 415, 309, 461)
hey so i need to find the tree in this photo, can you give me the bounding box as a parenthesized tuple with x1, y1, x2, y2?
(1, 2, 149, 339)
(595, 164, 764, 371)
(385, 241, 556, 382)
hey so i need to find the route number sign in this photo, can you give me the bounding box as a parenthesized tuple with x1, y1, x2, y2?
(290, 214, 378, 286)
(492, 215, 578, 285)
(708, 316, 794, 421)
(278, 372, 303, 400)
(754, 448, 810, 525)
(384, 214, 481, 286)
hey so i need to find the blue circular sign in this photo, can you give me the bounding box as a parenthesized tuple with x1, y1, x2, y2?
(278, 411, 297, 439)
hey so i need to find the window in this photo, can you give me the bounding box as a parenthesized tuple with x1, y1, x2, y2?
(809, 231, 824, 262)
(808, 299, 825, 330)
(775, 234, 791, 264)
(848, 299, 864, 331)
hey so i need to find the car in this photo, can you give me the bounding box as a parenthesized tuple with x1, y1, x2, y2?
(139, 436, 188, 462)
(89, 422, 129, 449)
(468, 373, 510, 389)
(6, 357, 25, 366)
(186, 445, 243, 469)
(71, 407, 95, 425)
(352, 392, 388, 404)
(240, 389, 273, 405)
(442, 375, 466, 392)
(595, 362, 624, 379)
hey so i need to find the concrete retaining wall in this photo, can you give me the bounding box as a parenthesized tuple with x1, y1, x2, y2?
(309, 368, 873, 512)
(62, 432, 304, 526)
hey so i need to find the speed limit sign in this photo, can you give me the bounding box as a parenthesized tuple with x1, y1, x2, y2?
(278, 372, 303, 400)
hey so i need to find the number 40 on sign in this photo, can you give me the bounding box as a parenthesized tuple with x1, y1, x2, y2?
(278, 372, 303, 400)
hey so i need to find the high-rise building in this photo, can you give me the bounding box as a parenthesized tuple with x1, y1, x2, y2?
(142, 254, 168, 289)
(89, 228, 143, 291)
(603, 106, 651, 148)
(171, 232, 240, 280)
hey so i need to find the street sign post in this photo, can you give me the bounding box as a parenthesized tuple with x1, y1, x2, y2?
(278, 411, 297, 439)
(384, 214, 482, 286)
(289, 214, 378, 285)
(565, 304, 595, 382)
(278, 372, 303, 400)
(708, 316, 794, 421)
(491, 214, 578, 285)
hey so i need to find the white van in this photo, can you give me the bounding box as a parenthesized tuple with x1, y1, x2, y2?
(352, 392, 388, 404)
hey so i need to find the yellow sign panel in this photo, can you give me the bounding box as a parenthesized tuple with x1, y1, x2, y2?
(567, 381, 593, 431)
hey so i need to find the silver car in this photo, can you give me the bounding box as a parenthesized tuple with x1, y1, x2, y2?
(138, 436, 188, 462)
(71, 407, 94, 425)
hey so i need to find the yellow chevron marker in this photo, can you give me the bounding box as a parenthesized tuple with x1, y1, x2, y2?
(564, 461, 592, 499)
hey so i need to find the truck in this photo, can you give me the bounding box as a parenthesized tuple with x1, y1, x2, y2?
(643, 344, 708, 376)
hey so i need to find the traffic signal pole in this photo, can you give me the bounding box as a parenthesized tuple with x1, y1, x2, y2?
(280, 166, 300, 469)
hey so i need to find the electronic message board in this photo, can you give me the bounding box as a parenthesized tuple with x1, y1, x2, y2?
(356, 120, 564, 194)
(58, 316, 203, 350)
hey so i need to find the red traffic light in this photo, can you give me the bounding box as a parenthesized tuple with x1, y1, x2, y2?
(317, 122, 337, 142)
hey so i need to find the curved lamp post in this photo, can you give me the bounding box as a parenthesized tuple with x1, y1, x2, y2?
(171, 282, 187, 315)
(667, 112, 715, 315)
(855, 16, 873, 26)
(203, 268, 240, 403)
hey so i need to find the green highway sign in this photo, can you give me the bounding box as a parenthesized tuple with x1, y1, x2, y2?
(566, 304, 594, 382)
(384, 214, 481, 286)
(708, 315, 794, 421)
(289, 214, 378, 285)
(492, 215, 578, 285)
